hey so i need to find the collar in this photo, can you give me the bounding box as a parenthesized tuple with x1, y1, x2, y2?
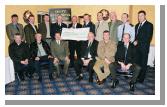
(140, 20, 147, 26)
(124, 42, 129, 47)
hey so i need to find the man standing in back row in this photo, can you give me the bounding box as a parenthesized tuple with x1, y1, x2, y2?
(108, 12, 122, 44)
(134, 10, 153, 83)
(6, 14, 25, 43)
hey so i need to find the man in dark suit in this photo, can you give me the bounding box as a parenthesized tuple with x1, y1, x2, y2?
(24, 15, 38, 44)
(74, 32, 98, 82)
(9, 33, 33, 81)
(134, 10, 153, 83)
(6, 14, 25, 43)
(50, 15, 67, 38)
(30, 33, 54, 82)
(38, 14, 51, 44)
(68, 16, 82, 67)
(109, 33, 141, 91)
(83, 14, 95, 35)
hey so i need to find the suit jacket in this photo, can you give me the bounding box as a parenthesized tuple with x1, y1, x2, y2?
(135, 20, 153, 52)
(115, 42, 137, 65)
(95, 20, 109, 41)
(108, 20, 122, 43)
(6, 23, 25, 43)
(81, 40, 98, 61)
(50, 22, 67, 38)
(50, 40, 69, 60)
(97, 40, 116, 62)
(83, 21, 95, 35)
(9, 41, 30, 63)
(30, 40, 51, 60)
(24, 23, 38, 44)
(68, 23, 83, 57)
(68, 23, 82, 28)
(38, 22, 51, 40)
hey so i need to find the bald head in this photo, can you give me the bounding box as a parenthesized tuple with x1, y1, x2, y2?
(110, 11, 117, 21)
(72, 16, 78, 24)
(87, 32, 95, 42)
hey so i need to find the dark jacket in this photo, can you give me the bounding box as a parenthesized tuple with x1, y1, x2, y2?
(38, 22, 51, 40)
(30, 40, 51, 60)
(135, 20, 153, 52)
(81, 40, 98, 61)
(9, 41, 30, 63)
(115, 42, 137, 65)
(83, 21, 95, 35)
(68, 23, 82, 28)
(50, 22, 67, 38)
(24, 23, 38, 44)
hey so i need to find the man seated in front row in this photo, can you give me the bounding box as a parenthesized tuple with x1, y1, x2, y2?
(93, 30, 116, 85)
(74, 32, 98, 82)
(9, 33, 33, 81)
(109, 33, 141, 91)
(50, 32, 70, 77)
(30, 33, 54, 82)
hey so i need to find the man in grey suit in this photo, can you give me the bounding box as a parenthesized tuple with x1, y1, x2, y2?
(95, 12, 109, 41)
(38, 14, 51, 45)
(50, 32, 70, 77)
(6, 14, 25, 43)
(108, 12, 122, 44)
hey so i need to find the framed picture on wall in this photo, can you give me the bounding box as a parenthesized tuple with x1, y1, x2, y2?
(49, 8, 71, 25)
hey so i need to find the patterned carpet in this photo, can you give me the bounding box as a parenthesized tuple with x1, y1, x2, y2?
(5, 67, 155, 95)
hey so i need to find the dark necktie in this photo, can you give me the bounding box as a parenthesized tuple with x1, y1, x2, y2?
(14, 24, 20, 33)
(85, 42, 92, 58)
(124, 45, 128, 64)
(136, 23, 142, 36)
(121, 24, 125, 41)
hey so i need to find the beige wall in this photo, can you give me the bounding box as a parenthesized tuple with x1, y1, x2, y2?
(130, 5, 155, 46)
(5, 5, 154, 56)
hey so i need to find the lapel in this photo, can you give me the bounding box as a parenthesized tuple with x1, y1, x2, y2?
(76, 23, 79, 28)
(29, 24, 36, 33)
(43, 22, 47, 31)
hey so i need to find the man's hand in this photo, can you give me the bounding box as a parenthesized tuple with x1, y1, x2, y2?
(118, 61, 126, 71)
(104, 58, 111, 65)
(53, 57, 59, 64)
(65, 56, 70, 61)
(133, 41, 138, 46)
(125, 63, 132, 70)
(20, 61, 25, 64)
(48, 55, 53, 59)
(24, 59, 29, 65)
(35, 57, 40, 61)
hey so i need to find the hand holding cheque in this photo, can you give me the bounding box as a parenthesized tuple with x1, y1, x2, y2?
(61, 28, 90, 40)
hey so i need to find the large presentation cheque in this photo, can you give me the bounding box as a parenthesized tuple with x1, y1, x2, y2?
(61, 28, 90, 40)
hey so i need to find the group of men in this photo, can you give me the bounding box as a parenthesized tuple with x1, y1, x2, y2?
(6, 10, 153, 91)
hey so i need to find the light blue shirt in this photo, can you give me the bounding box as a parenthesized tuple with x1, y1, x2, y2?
(117, 23, 135, 42)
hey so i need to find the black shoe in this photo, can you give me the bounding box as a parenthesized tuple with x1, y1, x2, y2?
(75, 75, 83, 81)
(25, 72, 33, 79)
(49, 74, 54, 81)
(129, 82, 135, 91)
(137, 79, 144, 83)
(111, 79, 119, 88)
(20, 77, 25, 81)
(89, 78, 93, 83)
(38, 77, 42, 82)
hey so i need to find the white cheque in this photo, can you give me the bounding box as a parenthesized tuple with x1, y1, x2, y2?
(61, 28, 90, 40)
